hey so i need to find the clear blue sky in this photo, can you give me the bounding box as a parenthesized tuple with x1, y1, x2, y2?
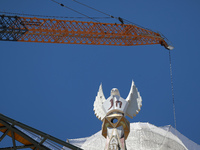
(0, 0, 200, 147)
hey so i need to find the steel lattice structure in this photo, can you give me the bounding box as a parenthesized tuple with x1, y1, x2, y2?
(0, 15, 172, 49)
(0, 113, 82, 150)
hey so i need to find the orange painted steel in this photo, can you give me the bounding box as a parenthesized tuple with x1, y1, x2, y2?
(1, 15, 169, 48)
(0, 123, 34, 148)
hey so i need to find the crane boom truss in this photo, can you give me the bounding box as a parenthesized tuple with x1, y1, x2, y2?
(0, 15, 171, 49)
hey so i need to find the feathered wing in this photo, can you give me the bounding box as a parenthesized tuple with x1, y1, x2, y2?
(126, 80, 142, 118)
(93, 84, 106, 121)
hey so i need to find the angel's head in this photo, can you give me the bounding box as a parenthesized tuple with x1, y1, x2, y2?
(110, 88, 120, 96)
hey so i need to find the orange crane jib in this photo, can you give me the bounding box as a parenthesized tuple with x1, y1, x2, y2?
(0, 15, 171, 49)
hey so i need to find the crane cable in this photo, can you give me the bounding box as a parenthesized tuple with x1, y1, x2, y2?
(68, 0, 155, 31)
(50, 0, 121, 23)
(169, 50, 177, 130)
(70, 0, 124, 24)
(50, 0, 151, 29)
(71, 0, 114, 18)
(50, 0, 100, 22)
(0, 11, 110, 19)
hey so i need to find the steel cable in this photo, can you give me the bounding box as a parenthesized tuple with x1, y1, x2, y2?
(68, 0, 154, 30)
(50, 0, 100, 22)
(0, 11, 110, 19)
(169, 50, 177, 130)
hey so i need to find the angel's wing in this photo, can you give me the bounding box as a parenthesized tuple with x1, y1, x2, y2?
(126, 80, 142, 118)
(93, 84, 106, 121)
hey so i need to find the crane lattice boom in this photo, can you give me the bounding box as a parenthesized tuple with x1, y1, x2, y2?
(0, 15, 172, 49)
